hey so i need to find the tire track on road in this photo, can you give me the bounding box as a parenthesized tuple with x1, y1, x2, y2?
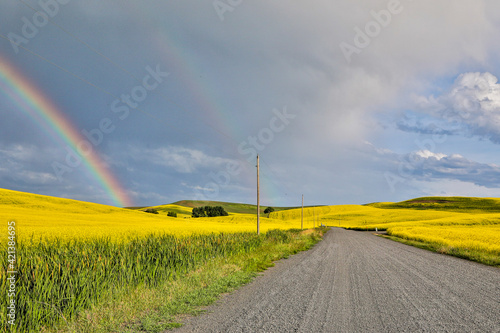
(174, 228, 500, 333)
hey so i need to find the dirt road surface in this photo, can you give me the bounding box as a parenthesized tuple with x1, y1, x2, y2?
(174, 228, 500, 332)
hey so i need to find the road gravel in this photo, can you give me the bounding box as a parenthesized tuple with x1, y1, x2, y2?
(174, 228, 500, 332)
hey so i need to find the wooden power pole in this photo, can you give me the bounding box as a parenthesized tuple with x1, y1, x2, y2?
(257, 155, 260, 235)
(301, 194, 304, 230)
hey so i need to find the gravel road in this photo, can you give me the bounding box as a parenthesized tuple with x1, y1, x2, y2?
(174, 228, 500, 332)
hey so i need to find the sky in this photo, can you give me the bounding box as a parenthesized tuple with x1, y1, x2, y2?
(1, 0, 500, 208)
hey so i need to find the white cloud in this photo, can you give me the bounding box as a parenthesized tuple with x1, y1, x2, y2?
(411, 179, 500, 198)
(0, 144, 69, 190)
(413, 72, 500, 143)
(0, 144, 41, 162)
(415, 150, 447, 160)
(133, 146, 236, 174)
(3, 0, 500, 206)
(369, 143, 500, 189)
(19, 171, 57, 184)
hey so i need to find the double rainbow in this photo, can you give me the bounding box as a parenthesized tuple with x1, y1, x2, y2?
(0, 56, 132, 207)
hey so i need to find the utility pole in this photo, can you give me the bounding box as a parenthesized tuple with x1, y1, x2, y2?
(313, 206, 316, 228)
(257, 155, 260, 235)
(301, 194, 304, 230)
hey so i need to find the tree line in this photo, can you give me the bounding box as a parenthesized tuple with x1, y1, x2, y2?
(192, 206, 229, 218)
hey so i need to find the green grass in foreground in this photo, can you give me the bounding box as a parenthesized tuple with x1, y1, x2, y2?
(43, 228, 326, 333)
(381, 234, 500, 267)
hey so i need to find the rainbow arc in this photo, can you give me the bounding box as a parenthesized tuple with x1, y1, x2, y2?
(0, 56, 132, 207)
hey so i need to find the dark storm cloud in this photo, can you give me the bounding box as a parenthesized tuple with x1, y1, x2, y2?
(2, 0, 500, 205)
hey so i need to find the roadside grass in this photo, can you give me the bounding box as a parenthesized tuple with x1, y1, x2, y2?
(4, 187, 499, 331)
(273, 198, 500, 267)
(380, 234, 500, 267)
(44, 228, 326, 333)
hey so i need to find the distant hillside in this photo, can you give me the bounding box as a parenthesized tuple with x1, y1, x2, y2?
(367, 196, 500, 213)
(172, 200, 301, 215)
(136, 204, 193, 217)
(0, 188, 312, 241)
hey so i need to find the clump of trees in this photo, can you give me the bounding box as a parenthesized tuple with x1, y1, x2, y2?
(167, 211, 177, 217)
(144, 208, 159, 214)
(264, 207, 275, 216)
(192, 206, 229, 218)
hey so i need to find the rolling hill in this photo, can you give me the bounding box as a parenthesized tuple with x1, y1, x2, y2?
(1, 188, 498, 266)
(366, 196, 500, 213)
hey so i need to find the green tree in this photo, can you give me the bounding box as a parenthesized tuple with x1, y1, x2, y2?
(264, 207, 275, 217)
(192, 206, 228, 218)
(192, 207, 206, 218)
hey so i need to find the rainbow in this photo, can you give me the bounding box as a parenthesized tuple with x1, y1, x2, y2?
(121, 3, 289, 205)
(152, 37, 288, 205)
(0, 56, 132, 207)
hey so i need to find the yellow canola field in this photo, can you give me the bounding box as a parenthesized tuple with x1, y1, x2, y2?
(2, 188, 499, 258)
(272, 204, 500, 256)
(389, 225, 500, 255)
(0, 189, 299, 242)
(145, 204, 193, 218)
(272, 205, 468, 229)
